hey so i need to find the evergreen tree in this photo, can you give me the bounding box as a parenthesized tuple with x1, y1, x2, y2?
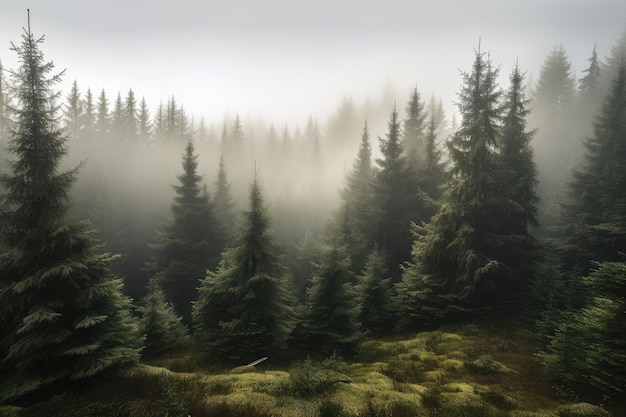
(95, 89, 110, 138)
(0, 22, 141, 403)
(137, 281, 190, 358)
(83, 88, 95, 141)
(357, 247, 395, 335)
(332, 121, 376, 273)
(0, 60, 12, 149)
(402, 87, 427, 167)
(560, 63, 626, 272)
(540, 261, 626, 402)
(420, 96, 447, 200)
(373, 106, 426, 280)
(123, 88, 138, 142)
(193, 171, 292, 362)
(531, 45, 577, 225)
(147, 140, 223, 323)
(213, 154, 237, 240)
(63, 80, 83, 140)
(152, 100, 166, 143)
(577, 44, 603, 134)
(137, 96, 151, 145)
(500, 64, 539, 233)
(400, 50, 525, 323)
(297, 244, 361, 355)
(88, 177, 128, 279)
(111, 92, 125, 141)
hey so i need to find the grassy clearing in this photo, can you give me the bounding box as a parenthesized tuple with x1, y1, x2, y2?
(1, 322, 618, 417)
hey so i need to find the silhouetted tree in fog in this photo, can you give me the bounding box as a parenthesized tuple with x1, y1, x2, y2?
(213, 154, 237, 241)
(63, 80, 83, 140)
(531, 45, 577, 225)
(146, 140, 223, 323)
(0, 22, 141, 403)
(560, 63, 626, 272)
(331, 121, 377, 273)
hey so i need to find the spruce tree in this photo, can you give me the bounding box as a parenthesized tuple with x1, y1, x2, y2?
(147, 140, 223, 324)
(213, 154, 237, 240)
(400, 50, 525, 323)
(332, 121, 376, 273)
(0, 21, 141, 403)
(357, 247, 395, 335)
(374, 106, 427, 280)
(402, 87, 427, 168)
(420, 96, 447, 201)
(500, 64, 539, 233)
(95, 89, 110, 138)
(63, 80, 83, 140)
(298, 244, 361, 355)
(193, 171, 291, 362)
(137, 281, 190, 358)
(531, 45, 577, 225)
(560, 63, 626, 271)
(540, 261, 626, 401)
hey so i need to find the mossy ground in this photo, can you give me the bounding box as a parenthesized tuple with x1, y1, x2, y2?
(1, 322, 619, 417)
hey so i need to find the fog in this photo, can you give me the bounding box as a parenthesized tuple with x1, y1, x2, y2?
(1, 1, 625, 298)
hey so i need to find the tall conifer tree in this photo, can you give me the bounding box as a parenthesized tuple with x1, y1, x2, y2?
(0, 19, 141, 403)
(400, 49, 526, 322)
(147, 140, 223, 323)
(193, 171, 291, 362)
(560, 63, 626, 271)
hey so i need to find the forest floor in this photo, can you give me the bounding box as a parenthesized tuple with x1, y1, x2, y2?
(1, 320, 620, 417)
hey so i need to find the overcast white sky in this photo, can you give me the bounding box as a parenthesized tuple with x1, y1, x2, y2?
(1, 0, 625, 126)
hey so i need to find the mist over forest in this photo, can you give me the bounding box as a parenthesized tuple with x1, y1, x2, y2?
(1, 6, 626, 417)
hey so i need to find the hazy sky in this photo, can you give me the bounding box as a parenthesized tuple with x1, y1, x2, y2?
(1, 0, 625, 126)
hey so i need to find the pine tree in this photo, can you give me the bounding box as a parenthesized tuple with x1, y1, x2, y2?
(420, 96, 447, 201)
(111, 92, 125, 141)
(147, 140, 223, 324)
(374, 106, 426, 280)
(500, 64, 539, 233)
(137, 96, 151, 145)
(531, 45, 577, 225)
(402, 87, 427, 167)
(400, 49, 525, 323)
(123, 88, 138, 142)
(95, 89, 110, 138)
(357, 247, 395, 335)
(193, 171, 292, 362)
(0, 21, 141, 403)
(540, 261, 626, 401)
(137, 281, 190, 358)
(213, 154, 237, 240)
(331, 121, 376, 272)
(63, 80, 83, 140)
(297, 244, 361, 355)
(83, 88, 95, 141)
(560, 63, 626, 272)
(577, 44, 602, 131)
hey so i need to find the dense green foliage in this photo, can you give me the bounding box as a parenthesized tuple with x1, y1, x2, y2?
(296, 244, 361, 355)
(0, 25, 141, 403)
(146, 140, 224, 323)
(400, 50, 538, 324)
(137, 282, 190, 358)
(193, 172, 292, 362)
(1, 15, 625, 412)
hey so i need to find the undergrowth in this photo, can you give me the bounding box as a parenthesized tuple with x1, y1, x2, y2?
(1, 323, 618, 417)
